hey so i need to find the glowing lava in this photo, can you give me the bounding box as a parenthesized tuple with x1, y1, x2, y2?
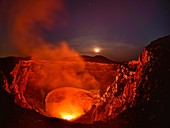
(45, 87, 95, 121)
(61, 114, 77, 121)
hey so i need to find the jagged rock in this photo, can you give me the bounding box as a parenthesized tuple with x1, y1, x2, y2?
(91, 35, 170, 124)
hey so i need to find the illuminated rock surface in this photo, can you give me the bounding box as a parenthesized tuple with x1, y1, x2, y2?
(0, 35, 170, 127)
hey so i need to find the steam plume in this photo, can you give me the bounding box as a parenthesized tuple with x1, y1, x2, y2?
(7, 0, 65, 57)
(4, 0, 99, 92)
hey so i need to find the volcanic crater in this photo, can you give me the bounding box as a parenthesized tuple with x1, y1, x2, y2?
(0, 35, 170, 128)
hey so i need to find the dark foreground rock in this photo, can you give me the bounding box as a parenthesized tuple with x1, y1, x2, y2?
(0, 35, 170, 128)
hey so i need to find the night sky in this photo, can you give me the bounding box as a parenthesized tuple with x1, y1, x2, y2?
(0, 0, 170, 61)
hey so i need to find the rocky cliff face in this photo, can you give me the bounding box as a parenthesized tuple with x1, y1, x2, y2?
(104, 35, 170, 128)
(0, 35, 170, 128)
(90, 35, 170, 124)
(90, 46, 154, 122)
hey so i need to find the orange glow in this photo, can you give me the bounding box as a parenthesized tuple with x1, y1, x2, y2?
(61, 114, 77, 120)
(45, 87, 95, 121)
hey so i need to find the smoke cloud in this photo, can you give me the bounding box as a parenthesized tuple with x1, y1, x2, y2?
(4, 0, 99, 99)
(6, 0, 66, 57)
(1, 0, 100, 118)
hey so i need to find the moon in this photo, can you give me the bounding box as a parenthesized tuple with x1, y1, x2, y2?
(94, 47, 101, 53)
